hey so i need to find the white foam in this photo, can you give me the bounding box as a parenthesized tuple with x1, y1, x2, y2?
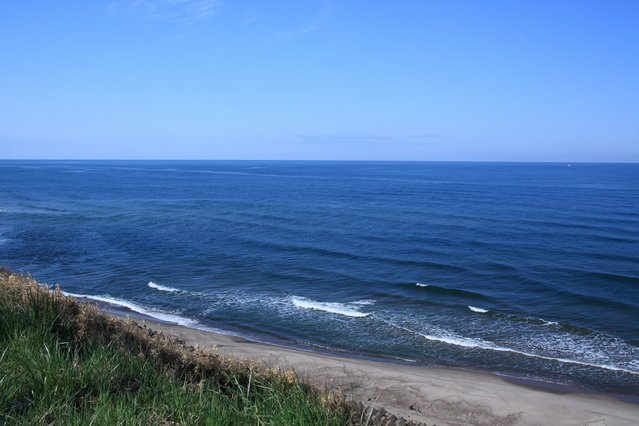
(468, 305, 488, 313)
(419, 332, 491, 350)
(351, 299, 376, 306)
(64, 292, 199, 328)
(415, 330, 638, 375)
(382, 319, 638, 375)
(291, 297, 370, 317)
(416, 283, 429, 287)
(148, 281, 181, 293)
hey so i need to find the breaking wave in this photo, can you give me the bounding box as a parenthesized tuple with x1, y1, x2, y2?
(148, 281, 181, 292)
(383, 320, 639, 376)
(63, 292, 200, 329)
(291, 297, 371, 317)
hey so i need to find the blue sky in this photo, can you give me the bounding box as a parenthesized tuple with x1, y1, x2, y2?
(1, 0, 637, 161)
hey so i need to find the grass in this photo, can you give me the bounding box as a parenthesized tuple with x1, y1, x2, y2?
(0, 268, 366, 425)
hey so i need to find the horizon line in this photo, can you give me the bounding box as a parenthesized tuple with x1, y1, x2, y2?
(1, 159, 637, 164)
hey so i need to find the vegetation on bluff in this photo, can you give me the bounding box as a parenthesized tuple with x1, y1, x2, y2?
(0, 268, 361, 425)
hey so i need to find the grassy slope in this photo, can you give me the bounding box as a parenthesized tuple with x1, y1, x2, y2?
(0, 268, 360, 425)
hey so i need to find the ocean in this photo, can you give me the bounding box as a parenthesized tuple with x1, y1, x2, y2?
(1, 160, 638, 398)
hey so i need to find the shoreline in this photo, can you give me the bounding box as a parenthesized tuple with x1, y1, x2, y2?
(105, 304, 639, 404)
(107, 310, 639, 426)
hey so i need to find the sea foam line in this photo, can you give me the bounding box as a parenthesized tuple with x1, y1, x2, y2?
(63, 291, 200, 329)
(385, 320, 638, 375)
(468, 305, 489, 313)
(148, 281, 181, 293)
(291, 297, 370, 317)
(351, 299, 376, 306)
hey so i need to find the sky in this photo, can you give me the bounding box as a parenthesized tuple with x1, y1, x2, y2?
(0, 0, 638, 161)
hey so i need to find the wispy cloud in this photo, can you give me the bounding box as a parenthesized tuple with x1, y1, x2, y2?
(108, 0, 220, 23)
(298, 3, 332, 34)
(242, 10, 261, 26)
(275, 1, 333, 38)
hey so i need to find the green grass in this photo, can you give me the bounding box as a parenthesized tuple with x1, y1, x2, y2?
(0, 268, 363, 425)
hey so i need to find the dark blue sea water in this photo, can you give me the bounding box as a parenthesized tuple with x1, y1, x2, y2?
(1, 161, 638, 396)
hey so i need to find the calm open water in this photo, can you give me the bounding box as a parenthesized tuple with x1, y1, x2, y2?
(1, 160, 638, 397)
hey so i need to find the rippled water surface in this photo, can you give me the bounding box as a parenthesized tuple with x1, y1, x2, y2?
(1, 161, 638, 395)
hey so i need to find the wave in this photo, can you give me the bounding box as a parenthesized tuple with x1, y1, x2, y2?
(458, 302, 564, 327)
(148, 281, 181, 293)
(63, 291, 200, 328)
(22, 204, 69, 214)
(489, 311, 567, 330)
(418, 331, 638, 375)
(384, 320, 638, 376)
(412, 282, 489, 300)
(291, 297, 371, 317)
(585, 271, 639, 286)
(351, 299, 376, 306)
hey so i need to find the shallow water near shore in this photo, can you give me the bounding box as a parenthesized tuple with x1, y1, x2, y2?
(1, 160, 638, 397)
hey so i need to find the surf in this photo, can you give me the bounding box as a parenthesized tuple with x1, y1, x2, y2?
(148, 281, 182, 292)
(291, 297, 371, 318)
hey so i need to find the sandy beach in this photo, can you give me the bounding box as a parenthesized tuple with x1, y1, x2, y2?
(110, 313, 639, 426)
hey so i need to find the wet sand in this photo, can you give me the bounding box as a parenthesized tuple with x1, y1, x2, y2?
(110, 313, 639, 426)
